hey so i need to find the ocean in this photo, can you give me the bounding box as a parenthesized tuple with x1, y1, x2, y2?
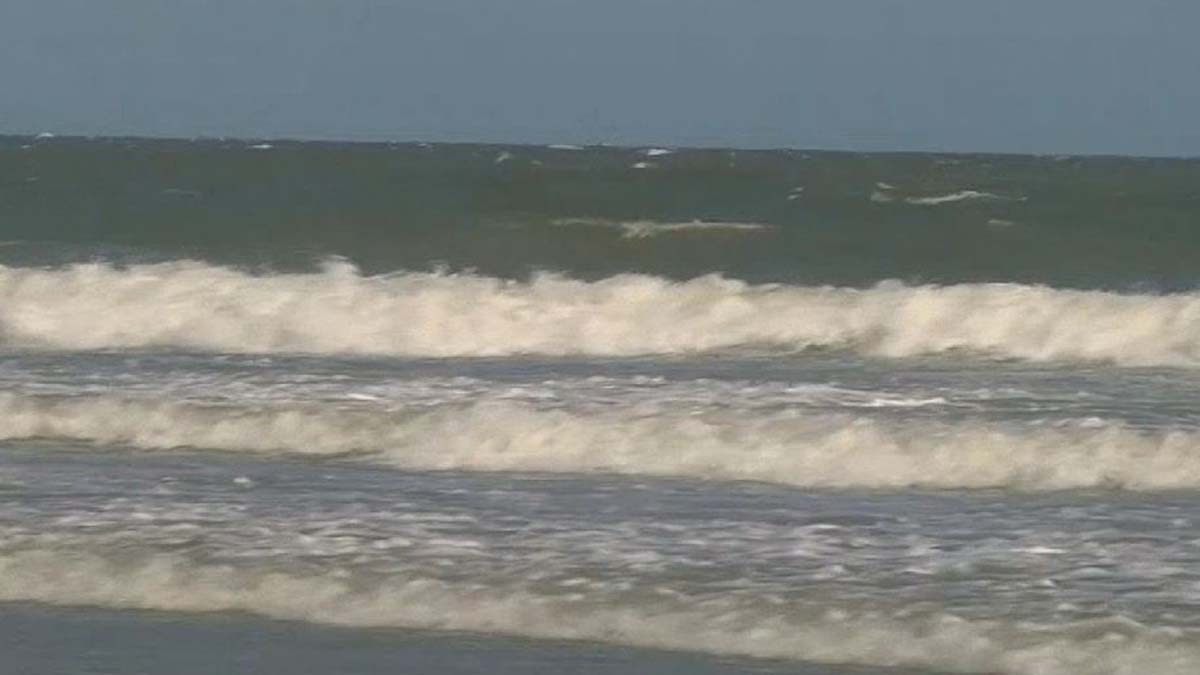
(2, 135, 1199, 674)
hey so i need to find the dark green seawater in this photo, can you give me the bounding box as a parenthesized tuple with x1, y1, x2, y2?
(3, 135, 1199, 288)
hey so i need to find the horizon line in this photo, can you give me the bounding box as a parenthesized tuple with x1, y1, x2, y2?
(1, 130, 1195, 162)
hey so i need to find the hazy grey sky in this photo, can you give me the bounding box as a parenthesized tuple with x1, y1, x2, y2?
(3, 1, 1197, 155)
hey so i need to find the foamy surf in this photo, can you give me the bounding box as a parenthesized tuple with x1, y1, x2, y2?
(5, 393, 1200, 490)
(0, 548, 1194, 675)
(1, 262, 1198, 366)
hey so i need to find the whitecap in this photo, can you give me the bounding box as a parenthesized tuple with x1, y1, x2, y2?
(4, 393, 1200, 490)
(554, 218, 773, 239)
(905, 190, 1024, 205)
(1, 262, 1199, 367)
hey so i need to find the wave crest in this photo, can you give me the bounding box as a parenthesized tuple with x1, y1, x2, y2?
(904, 190, 1023, 205)
(0, 548, 1195, 675)
(5, 393, 1200, 490)
(0, 262, 1198, 365)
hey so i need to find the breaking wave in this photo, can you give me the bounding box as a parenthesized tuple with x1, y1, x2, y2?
(6, 393, 1200, 490)
(0, 262, 1198, 365)
(0, 548, 1195, 675)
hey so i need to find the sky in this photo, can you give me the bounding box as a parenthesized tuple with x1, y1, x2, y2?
(2, 0, 1198, 156)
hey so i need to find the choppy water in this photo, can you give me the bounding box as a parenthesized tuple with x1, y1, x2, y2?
(2, 135, 1200, 674)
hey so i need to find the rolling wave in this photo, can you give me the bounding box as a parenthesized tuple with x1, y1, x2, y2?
(1, 262, 1198, 365)
(0, 548, 1194, 675)
(5, 393, 1200, 490)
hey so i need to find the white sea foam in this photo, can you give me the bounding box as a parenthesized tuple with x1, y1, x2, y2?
(905, 190, 1023, 205)
(1, 262, 1198, 366)
(642, 148, 673, 156)
(5, 393, 1200, 490)
(552, 218, 773, 239)
(0, 548, 1195, 675)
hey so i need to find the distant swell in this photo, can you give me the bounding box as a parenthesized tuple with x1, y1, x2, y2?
(0, 548, 1196, 675)
(6, 393, 1200, 490)
(551, 218, 773, 238)
(1, 262, 1199, 366)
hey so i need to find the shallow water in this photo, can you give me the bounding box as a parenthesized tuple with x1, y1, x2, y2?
(6, 604, 923, 675)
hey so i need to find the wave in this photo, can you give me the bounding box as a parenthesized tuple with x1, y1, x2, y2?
(6, 393, 1200, 490)
(1, 262, 1199, 365)
(904, 190, 1024, 205)
(551, 218, 774, 238)
(0, 548, 1195, 675)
